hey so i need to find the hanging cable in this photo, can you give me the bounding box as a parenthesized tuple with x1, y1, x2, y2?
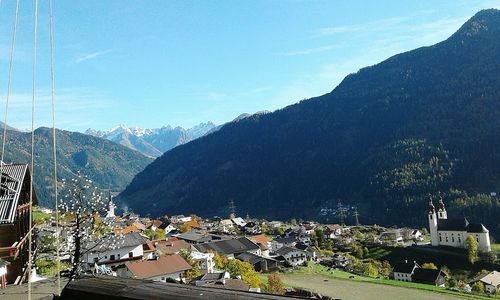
(1, 0, 20, 167)
(28, 0, 39, 299)
(49, 0, 61, 295)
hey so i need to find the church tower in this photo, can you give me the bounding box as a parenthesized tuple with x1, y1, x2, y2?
(428, 199, 439, 246)
(437, 198, 447, 219)
(106, 191, 116, 219)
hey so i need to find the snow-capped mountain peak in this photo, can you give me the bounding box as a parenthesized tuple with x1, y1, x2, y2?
(85, 122, 217, 157)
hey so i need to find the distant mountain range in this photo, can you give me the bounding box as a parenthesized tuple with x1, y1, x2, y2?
(1, 127, 152, 207)
(119, 9, 500, 237)
(86, 122, 217, 157)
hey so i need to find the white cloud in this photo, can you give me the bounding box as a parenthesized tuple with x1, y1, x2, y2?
(75, 49, 112, 64)
(276, 44, 342, 56)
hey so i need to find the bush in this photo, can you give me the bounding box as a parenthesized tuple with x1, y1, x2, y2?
(264, 274, 285, 295)
(471, 281, 484, 294)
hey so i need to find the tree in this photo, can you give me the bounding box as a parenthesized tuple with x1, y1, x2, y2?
(466, 235, 479, 264)
(179, 250, 202, 281)
(178, 223, 192, 233)
(447, 278, 457, 288)
(421, 262, 438, 269)
(471, 281, 484, 294)
(60, 173, 119, 278)
(264, 273, 285, 295)
(480, 251, 497, 263)
(213, 253, 262, 288)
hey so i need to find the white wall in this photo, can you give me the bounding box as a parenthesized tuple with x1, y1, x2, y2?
(394, 272, 412, 282)
(437, 230, 467, 248)
(148, 271, 184, 282)
(86, 244, 143, 264)
(283, 250, 306, 267)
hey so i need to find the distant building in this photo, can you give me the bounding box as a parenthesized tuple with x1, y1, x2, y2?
(124, 254, 192, 282)
(105, 191, 116, 219)
(428, 199, 491, 252)
(235, 252, 279, 272)
(469, 271, 500, 294)
(191, 251, 215, 274)
(84, 232, 147, 265)
(274, 246, 307, 267)
(0, 163, 37, 284)
(392, 261, 420, 282)
(193, 237, 261, 258)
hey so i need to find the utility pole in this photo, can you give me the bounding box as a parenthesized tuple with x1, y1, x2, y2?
(337, 199, 346, 226)
(228, 199, 236, 219)
(353, 206, 360, 226)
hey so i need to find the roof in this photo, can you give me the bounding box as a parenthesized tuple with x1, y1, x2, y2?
(412, 268, 443, 284)
(177, 232, 212, 243)
(294, 243, 313, 251)
(113, 224, 142, 235)
(437, 218, 468, 231)
(155, 239, 190, 255)
(85, 232, 146, 253)
(466, 223, 488, 233)
(126, 254, 192, 279)
(273, 237, 298, 244)
(57, 276, 305, 300)
(0, 163, 35, 224)
(231, 217, 247, 227)
(470, 271, 500, 287)
(392, 261, 419, 273)
(250, 234, 270, 249)
(203, 279, 250, 291)
(194, 237, 260, 255)
(146, 220, 163, 229)
(275, 246, 305, 256)
(235, 252, 277, 265)
(199, 272, 227, 281)
(143, 240, 156, 253)
(183, 219, 200, 228)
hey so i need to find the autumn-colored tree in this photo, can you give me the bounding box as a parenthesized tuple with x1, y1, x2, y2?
(264, 273, 285, 295)
(179, 250, 202, 281)
(178, 223, 192, 233)
(421, 262, 438, 269)
(214, 253, 262, 287)
(466, 235, 479, 264)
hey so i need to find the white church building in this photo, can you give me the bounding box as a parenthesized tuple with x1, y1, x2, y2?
(428, 199, 491, 252)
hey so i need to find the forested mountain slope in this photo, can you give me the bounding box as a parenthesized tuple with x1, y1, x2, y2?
(2, 127, 153, 207)
(120, 10, 500, 236)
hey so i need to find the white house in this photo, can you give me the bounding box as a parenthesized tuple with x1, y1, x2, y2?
(191, 251, 215, 274)
(124, 254, 192, 282)
(84, 232, 146, 265)
(392, 261, 420, 282)
(470, 271, 500, 294)
(275, 246, 307, 267)
(428, 199, 491, 252)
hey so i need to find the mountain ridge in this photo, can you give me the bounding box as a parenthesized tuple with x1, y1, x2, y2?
(119, 9, 500, 236)
(2, 126, 153, 207)
(85, 122, 217, 157)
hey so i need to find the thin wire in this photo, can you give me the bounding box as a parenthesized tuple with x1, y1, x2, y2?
(1, 0, 20, 166)
(49, 0, 61, 295)
(28, 0, 39, 298)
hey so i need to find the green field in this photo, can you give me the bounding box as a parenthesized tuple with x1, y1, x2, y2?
(276, 263, 495, 300)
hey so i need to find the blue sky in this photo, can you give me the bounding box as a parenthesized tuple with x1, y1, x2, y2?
(0, 0, 499, 132)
